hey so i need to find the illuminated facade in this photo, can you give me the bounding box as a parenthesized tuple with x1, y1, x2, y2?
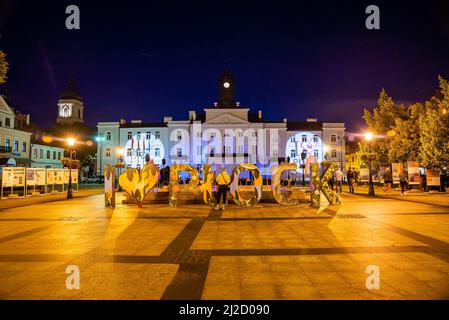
(96, 72, 346, 177)
(56, 79, 85, 125)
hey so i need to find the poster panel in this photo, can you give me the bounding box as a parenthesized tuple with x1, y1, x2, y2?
(64, 169, 79, 184)
(35, 169, 46, 186)
(427, 169, 440, 187)
(47, 169, 55, 185)
(359, 168, 369, 182)
(408, 161, 421, 185)
(26, 169, 36, 186)
(391, 163, 401, 185)
(2, 168, 26, 187)
(54, 169, 64, 185)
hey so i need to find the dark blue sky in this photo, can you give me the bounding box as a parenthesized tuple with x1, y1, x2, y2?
(1, 0, 449, 132)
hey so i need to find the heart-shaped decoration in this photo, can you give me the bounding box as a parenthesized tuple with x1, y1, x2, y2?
(119, 163, 159, 208)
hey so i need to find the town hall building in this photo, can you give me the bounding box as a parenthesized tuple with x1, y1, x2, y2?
(96, 71, 345, 178)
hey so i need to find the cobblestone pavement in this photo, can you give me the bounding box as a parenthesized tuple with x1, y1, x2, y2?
(0, 192, 448, 300)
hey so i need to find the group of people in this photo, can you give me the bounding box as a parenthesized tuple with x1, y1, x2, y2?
(330, 167, 360, 194)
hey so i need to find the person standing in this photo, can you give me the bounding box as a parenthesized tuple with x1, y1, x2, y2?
(334, 167, 343, 194)
(347, 168, 354, 193)
(215, 167, 231, 210)
(400, 168, 408, 196)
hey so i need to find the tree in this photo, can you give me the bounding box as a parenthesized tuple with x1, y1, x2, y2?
(0, 51, 9, 84)
(363, 89, 407, 164)
(388, 103, 423, 163)
(418, 76, 449, 170)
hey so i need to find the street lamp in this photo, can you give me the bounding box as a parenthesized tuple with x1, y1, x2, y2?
(364, 132, 375, 196)
(66, 137, 77, 199)
(95, 135, 105, 176)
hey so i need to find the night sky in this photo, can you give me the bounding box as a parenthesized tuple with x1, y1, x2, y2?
(1, 0, 449, 133)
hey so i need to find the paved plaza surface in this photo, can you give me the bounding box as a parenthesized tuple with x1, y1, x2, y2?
(0, 191, 449, 300)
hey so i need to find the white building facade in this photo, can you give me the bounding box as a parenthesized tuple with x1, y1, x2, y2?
(96, 72, 345, 178)
(30, 144, 64, 168)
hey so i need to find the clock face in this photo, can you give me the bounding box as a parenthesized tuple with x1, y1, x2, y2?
(223, 82, 230, 89)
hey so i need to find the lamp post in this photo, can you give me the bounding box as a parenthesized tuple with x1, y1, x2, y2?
(95, 135, 105, 177)
(364, 132, 375, 196)
(66, 137, 76, 199)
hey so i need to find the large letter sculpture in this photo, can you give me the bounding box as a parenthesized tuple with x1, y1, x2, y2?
(104, 165, 116, 207)
(169, 164, 200, 207)
(271, 163, 299, 206)
(119, 163, 159, 208)
(230, 164, 263, 207)
(199, 164, 216, 207)
(310, 162, 341, 208)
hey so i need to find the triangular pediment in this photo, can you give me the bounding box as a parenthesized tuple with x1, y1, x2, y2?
(0, 95, 15, 115)
(206, 112, 249, 124)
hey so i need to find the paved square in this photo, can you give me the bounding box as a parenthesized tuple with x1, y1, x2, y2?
(0, 193, 449, 300)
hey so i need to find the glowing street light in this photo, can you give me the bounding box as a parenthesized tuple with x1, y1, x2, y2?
(323, 145, 329, 160)
(364, 132, 373, 141)
(67, 137, 76, 147)
(364, 132, 375, 196)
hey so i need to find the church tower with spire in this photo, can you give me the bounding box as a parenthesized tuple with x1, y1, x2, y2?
(56, 79, 85, 125)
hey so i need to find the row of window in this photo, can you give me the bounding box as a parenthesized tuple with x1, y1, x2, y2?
(0, 118, 12, 128)
(104, 131, 262, 142)
(290, 149, 338, 159)
(32, 148, 62, 161)
(2, 138, 27, 153)
(290, 134, 339, 143)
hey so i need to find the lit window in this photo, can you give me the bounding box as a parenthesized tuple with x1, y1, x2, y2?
(155, 148, 160, 157)
(106, 149, 111, 157)
(5, 138, 10, 149)
(14, 140, 19, 152)
(331, 150, 337, 158)
(302, 135, 307, 142)
(291, 150, 296, 158)
(331, 135, 337, 143)
(238, 132, 243, 138)
(127, 132, 132, 140)
(177, 148, 182, 157)
(22, 142, 27, 152)
(106, 132, 112, 141)
(314, 150, 319, 158)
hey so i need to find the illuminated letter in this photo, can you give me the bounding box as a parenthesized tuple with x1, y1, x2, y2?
(229, 164, 263, 207)
(118, 163, 160, 208)
(271, 163, 299, 206)
(65, 5, 80, 30)
(169, 164, 200, 207)
(200, 164, 216, 207)
(310, 162, 341, 208)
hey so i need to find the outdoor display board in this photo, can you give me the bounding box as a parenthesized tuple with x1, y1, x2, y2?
(407, 161, 421, 185)
(26, 168, 47, 186)
(391, 163, 401, 185)
(427, 169, 441, 186)
(64, 169, 79, 184)
(2, 167, 26, 187)
(359, 168, 369, 182)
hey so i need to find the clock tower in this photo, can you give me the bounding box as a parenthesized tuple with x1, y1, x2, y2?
(218, 70, 236, 107)
(56, 79, 85, 125)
